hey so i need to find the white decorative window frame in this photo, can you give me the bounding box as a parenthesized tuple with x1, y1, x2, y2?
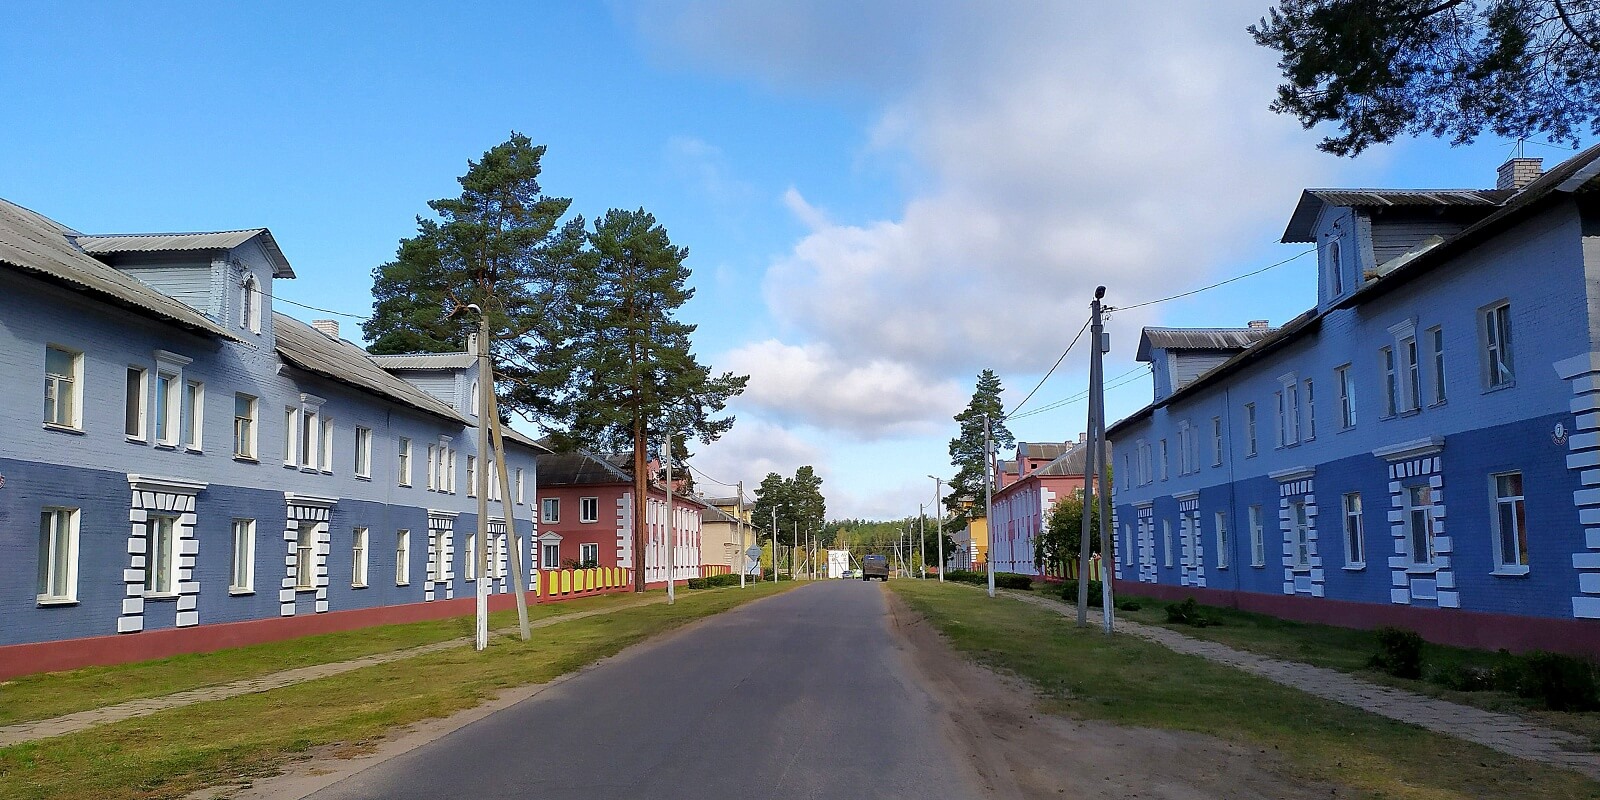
(120, 474, 209, 633)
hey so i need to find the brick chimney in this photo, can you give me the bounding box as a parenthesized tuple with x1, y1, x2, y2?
(311, 319, 339, 339)
(1078, 432, 1087, 444)
(1497, 157, 1543, 190)
(1248, 319, 1270, 330)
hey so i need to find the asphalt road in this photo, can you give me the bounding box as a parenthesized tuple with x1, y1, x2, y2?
(306, 580, 985, 799)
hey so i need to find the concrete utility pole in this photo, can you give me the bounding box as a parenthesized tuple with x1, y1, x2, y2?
(473, 313, 491, 651)
(664, 433, 675, 605)
(771, 507, 779, 582)
(737, 481, 746, 588)
(1077, 286, 1115, 631)
(793, 519, 798, 580)
(1094, 288, 1117, 634)
(919, 504, 927, 579)
(928, 475, 944, 582)
(485, 379, 531, 641)
(984, 413, 996, 598)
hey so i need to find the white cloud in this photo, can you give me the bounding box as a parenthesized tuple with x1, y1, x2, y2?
(721, 339, 965, 437)
(690, 417, 824, 493)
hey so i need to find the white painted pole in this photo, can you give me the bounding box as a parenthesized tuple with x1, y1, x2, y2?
(771, 507, 779, 582)
(474, 316, 491, 651)
(738, 481, 746, 588)
(664, 434, 674, 605)
(929, 476, 944, 582)
(984, 413, 996, 598)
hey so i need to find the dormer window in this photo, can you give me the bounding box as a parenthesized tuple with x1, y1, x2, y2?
(240, 273, 261, 334)
(1326, 240, 1343, 297)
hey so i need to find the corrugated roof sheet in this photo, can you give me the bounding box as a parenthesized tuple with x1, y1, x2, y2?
(1021, 442, 1073, 459)
(0, 199, 238, 341)
(370, 352, 478, 370)
(1282, 188, 1513, 243)
(1136, 327, 1276, 361)
(78, 230, 295, 278)
(537, 451, 636, 486)
(274, 312, 467, 424)
(701, 505, 741, 524)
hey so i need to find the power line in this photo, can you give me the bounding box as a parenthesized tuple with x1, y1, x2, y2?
(1003, 316, 1090, 419)
(686, 462, 739, 489)
(1007, 364, 1151, 422)
(1116, 248, 1314, 311)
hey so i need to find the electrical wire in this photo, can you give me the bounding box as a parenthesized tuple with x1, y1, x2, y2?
(1006, 364, 1152, 422)
(1002, 316, 1090, 419)
(1116, 248, 1314, 311)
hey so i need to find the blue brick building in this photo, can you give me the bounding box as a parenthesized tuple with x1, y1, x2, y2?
(1106, 148, 1600, 654)
(0, 198, 661, 676)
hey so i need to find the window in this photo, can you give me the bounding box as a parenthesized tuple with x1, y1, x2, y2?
(1401, 336, 1421, 412)
(125, 367, 148, 438)
(1492, 472, 1529, 573)
(183, 381, 203, 449)
(467, 455, 478, 497)
(1215, 512, 1230, 569)
(285, 407, 299, 466)
(428, 531, 445, 582)
(515, 468, 525, 504)
(398, 438, 412, 486)
(1274, 391, 1285, 446)
(44, 346, 82, 429)
(1429, 326, 1446, 404)
(1336, 364, 1355, 429)
(240, 273, 260, 333)
(488, 461, 500, 502)
(1176, 424, 1189, 476)
(1303, 379, 1315, 440)
(1406, 485, 1436, 566)
(230, 519, 255, 592)
(1381, 347, 1397, 417)
(1245, 403, 1257, 456)
(396, 530, 411, 585)
(580, 542, 599, 566)
(1121, 454, 1131, 489)
(1137, 441, 1151, 485)
(1326, 240, 1343, 297)
(580, 496, 599, 523)
(354, 427, 372, 478)
(300, 409, 317, 468)
(352, 528, 369, 587)
(295, 524, 316, 589)
(447, 450, 457, 493)
(1342, 493, 1365, 568)
(1484, 302, 1514, 387)
(426, 445, 438, 490)
(1162, 520, 1174, 568)
(465, 533, 478, 580)
(470, 380, 480, 414)
(543, 497, 560, 523)
(145, 516, 178, 596)
(37, 508, 79, 603)
(1211, 417, 1223, 466)
(542, 542, 561, 570)
(1290, 500, 1311, 568)
(1249, 505, 1265, 567)
(154, 371, 180, 445)
(1158, 439, 1169, 481)
(319, 416, 333, 472)
(1286, 382, 1300, 444)
(233, 394, 257, 458)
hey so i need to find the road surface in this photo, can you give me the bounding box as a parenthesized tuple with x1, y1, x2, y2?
(305, 580, 988, 799)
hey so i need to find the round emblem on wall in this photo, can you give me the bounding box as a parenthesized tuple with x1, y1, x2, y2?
(1554, 422, 1569, 445)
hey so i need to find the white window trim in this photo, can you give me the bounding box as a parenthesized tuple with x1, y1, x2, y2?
(467, 455, 478, 498)
(1162, 520, 1173, 568)
(1244, 403, 1258, 457)
(152, 350, 192, 448)
(1405, 485, 1438, 569)
(233, 393, 258, 460)
(184, 380, 204, 452)
(1176, 422, 1191, 476)
(1325, 238, 1343, 298)
(1249, 505, 1265, 567)
(580, 496, 600, 524)
(1427, 325, 1447, 406)
(1336, 363, 1355, 430)
(354, 426, 373, 479)
(37, 507, 80, 604)
(319, 415, 334, 473)
(515, 468, 525, 504)
(295, 524, 317, 590)
(1211, 416, 1223, 467)
(465, 532, 478, 581)
(542, 540, 562, 570)
(43, 345, 85, 432)
(241, 272, 262, 334)
(352, 527, 369, 588)
(1214, 511, 1229, 570)
(1481, 300, 1515, 389)
(1380, 346, 1398, 418)
(230, 518, 256, 594)
(398, 437, 412, 487)
(1490, 471, 1530, 575)
(1158, 439, 1169, 481)
(1302, 378, 1315, 441)
(1342, 493, 1365, 570)
(542, 497, 561, 524)
(145, 515, 180, 598)
(396, 529, 411, 585)
(1289, 500, 1311, 570)
(580, 542, 599, 566)
(125, 366, 149, 441)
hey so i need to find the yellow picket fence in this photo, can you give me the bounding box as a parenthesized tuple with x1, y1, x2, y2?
(534, 566, 631, 598)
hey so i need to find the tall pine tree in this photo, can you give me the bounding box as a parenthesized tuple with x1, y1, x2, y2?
(361, 132, 582, 420)
(529, 208, 747, 592)
(946, 369, 1013, 523)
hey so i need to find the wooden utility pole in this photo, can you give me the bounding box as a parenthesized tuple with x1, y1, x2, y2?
(486, 393, 531, 641)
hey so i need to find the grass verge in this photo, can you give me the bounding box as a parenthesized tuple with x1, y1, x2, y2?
(1095, 589, 1600, 745)
(0, 591, 651, 727)
(894, 580, 1600, 800)
(0, 582, 793, 800)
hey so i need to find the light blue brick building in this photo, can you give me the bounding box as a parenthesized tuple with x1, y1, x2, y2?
(1107, 148, 1600, 654)
(0, 198, 593, 675)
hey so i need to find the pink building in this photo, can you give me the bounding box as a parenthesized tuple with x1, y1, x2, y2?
(535, 451, 703, 589)
(988, 438, 1098, 577)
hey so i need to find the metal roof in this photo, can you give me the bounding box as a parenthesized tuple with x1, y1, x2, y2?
(1136, 327, 1276, 361)
(701, 505, 742, 525)
(537, 450, 637, 486)
(274, 312, 468, 425)
(77, 230, 295, 278)
(0, 199, 238, 341)
(1020, 442, 1073, 459)
(1282, 188, 1512, 243)
(370, 352, 478, 370)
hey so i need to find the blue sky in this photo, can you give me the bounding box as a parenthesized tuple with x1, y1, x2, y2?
(2, 2, 1587, 519)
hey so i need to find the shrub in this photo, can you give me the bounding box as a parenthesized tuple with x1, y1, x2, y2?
(1058, 579, 1105, 603)
(1516, 651, 1600, 711)
(1117, 600, 1142, 612)
(1429, 663, 1496, 692)
(995, 572, 1035, 590)
(1164, 597, 1216, 628)
(944, 570, 986, 586)
(1368, 627, 1424, 679)
(685, 578, 708, 589)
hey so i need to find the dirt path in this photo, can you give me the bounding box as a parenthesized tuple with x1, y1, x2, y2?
(884, 587, 1334, 799)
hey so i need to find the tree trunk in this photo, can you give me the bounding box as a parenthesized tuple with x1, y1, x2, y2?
(632, 418, 648, 593)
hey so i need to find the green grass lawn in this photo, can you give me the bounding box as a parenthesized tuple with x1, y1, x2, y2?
(1045, 587, 1600, 745)
(894, 580, 1600, 800)
(0, 591, 654, 728)
(0, 582, 793, 800)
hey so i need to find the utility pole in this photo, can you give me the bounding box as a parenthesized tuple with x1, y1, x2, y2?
(737, 481, 746, 588)
(929, 476, 944, 582)
(664, 433, 675, 605)
(919, 504, 926, 579)
(485, 380, 531, 641)
(473, 316, 491, 651)
(771, 507, 779, 582)
(793, 519, 799, 580)
(1078, 286, 1113, 630)
(1094, 288, 1117, 633)
(984, 413, 996, 598)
